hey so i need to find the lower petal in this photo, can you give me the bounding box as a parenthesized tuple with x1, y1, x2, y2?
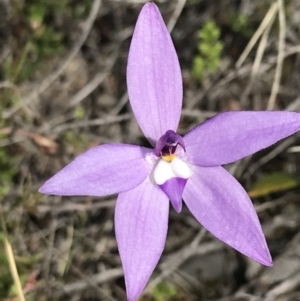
(115, 177, 169, 301)
(153, 157, 190, 212)
(160, 177, 186, 212)
(183, 165, 272, 266)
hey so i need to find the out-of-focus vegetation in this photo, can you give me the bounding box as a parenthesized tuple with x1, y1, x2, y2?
(0, 146, 16, 198)
(192, 20, 223, 81)
(7, 1, 64, 82)
(229, 13, 250, 36)
(152, 281, 178, 301)
(0, 1, 92, 299)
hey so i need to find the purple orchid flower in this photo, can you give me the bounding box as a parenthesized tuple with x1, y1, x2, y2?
(39, 2, 300, 301)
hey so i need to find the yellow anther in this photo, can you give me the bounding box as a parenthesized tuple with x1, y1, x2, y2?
(162, 154, 176, 162)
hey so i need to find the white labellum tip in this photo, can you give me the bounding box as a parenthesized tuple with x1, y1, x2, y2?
(153, 157, 190, 185)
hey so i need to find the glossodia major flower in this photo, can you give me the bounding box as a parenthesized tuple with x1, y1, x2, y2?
(40, 2, 300, 301)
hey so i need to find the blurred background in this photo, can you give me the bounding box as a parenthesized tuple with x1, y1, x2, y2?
(1, 0, 300, 300)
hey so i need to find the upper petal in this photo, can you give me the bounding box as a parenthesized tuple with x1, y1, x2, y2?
(115, 177, 169, 301)
(183, 165, 272, 266)
(127, 3, 182, 144)
(39, 144, 154, 197)
(184, 111, 300, 166)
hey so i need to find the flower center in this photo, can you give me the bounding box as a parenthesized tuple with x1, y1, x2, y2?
(152, 130, 190, 212)
(162, 153, 176, 163)
(153, 157, 190, 185)
(154, 130, 185, 162)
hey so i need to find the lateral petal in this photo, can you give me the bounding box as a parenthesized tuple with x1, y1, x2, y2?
(183, 165, 272, 266)
(115, 177, 169, 301)
(127, 3, 182, 144)
(184, 111, 300, 166)
(39, 144, 154, 197)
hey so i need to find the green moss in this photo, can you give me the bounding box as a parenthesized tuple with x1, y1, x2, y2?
(228, 13, 251, 37)
(192, 20, 223, 81)
(152, 281, 177, 301)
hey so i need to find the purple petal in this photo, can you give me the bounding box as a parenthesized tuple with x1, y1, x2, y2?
(184, 111, 300, 166)
(159, 177, 186, 212)
(127, 3, 182, 144)
(115, 177, 169, 301)
(39, 144, 154, 197)
(183, 165, 272, 266)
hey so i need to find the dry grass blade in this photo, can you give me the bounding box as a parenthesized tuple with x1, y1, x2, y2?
(267, 0, 286, 110)
(241, 2, 276, 107)
(60, 268, 124, 295)
(235, 2, 278, 68)
(251, 14, 275, 79)
(51, 114, 130, 133)
(69, 52, 119, 108)
(0, 205, 25, 301)
(143, 228, 208, 295)
(4, 237, 26, 301)
(167, 0, 186, 32)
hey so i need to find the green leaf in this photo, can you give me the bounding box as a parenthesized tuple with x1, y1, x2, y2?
(248, 172, 300, 198)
